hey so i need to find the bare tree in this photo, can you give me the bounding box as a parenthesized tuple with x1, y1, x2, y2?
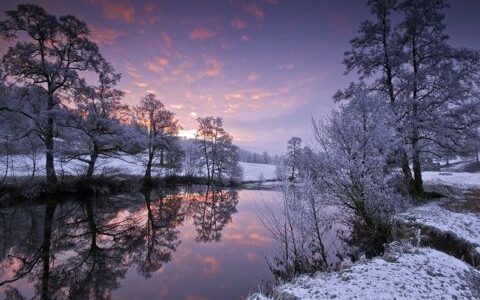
(62, 61, 128, 178)
(286, 137, 302, 180)
(0, 4, 105, 184)
(259, 178, 338, 281)
(133, 93, 180, 181)
(195, 116, 240, 183)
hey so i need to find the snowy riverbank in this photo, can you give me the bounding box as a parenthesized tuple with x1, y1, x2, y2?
(423, 171, 480, 189)
(250, 168, 480, 300)
(251, 246, 480, 299)
(401, 201, 480, 255)
(0, 155, 278, 183)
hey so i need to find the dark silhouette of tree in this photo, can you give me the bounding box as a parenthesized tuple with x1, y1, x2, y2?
(189, 185, 239, 243)
(0, 4, 105, 184)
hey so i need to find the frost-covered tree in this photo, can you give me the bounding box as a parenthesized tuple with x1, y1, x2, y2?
(339, 0, 401, 104)
(260, 177, 338, 281)
(181, 138, 203, 177)
(195, 116, 241, 183)
(133, 93, 180, 181)
(396, 0, 480, 195)
(0, 4, 104, 184)
(63, 61, 128, 178)
(286, 137, 302, 180)
(0, 85, 71, 180)
(313, 92, 402, 256)
(340, 0, 480, 197)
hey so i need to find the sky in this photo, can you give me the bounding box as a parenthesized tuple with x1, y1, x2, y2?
(0, 0, 479, 154)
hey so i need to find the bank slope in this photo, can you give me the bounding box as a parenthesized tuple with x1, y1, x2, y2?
(252, 247, 480, 300)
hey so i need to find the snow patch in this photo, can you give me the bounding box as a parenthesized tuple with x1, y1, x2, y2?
(1, 155, 278, 182)
(252, 248, 480, 299)
(423, 171, 480, 189)
(401, 202, 480, 249)
(239, 162, 277, 182)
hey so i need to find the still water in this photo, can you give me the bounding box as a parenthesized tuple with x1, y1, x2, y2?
(0, 186, 281, 299)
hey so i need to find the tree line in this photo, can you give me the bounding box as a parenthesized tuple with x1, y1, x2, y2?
(237, 148, 281, 165)
(0, 4, 241, 186)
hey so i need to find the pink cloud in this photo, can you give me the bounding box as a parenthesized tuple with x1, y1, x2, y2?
(247, 72, 258, 81)
(161, 31, 173, 47)
(186, 295, 209, 300)
(101, 1, 135, 23)
(190, 28, 216, 40)
(224, 103, 240, 113)
(198, 255, 219, 276)
(90, 26, 125, 45)
(146, 57, 169, 73)
(144, 3, 155, 13)
(240, 34, 251, 42)
(125, 62, 141, 78)
(278, 63, 295, 70)
(245, 252, 258, 262)
(231, 18, 247, 30)
(202, 56, 222, 77)
(134, 82, 148, 88)
(243, 3, 265, 19)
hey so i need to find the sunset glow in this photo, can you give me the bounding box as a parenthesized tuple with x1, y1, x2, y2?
(0, 0, 477, 153)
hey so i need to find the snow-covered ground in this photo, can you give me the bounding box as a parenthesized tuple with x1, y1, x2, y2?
(0, 155, 277, 182)
(239, 162, 277, 182)
(423, 171, 480, 189)
(0, 155, 147, 177)
(439, 160, 475, 172)
(401, 202, 480, 253)
(252, 247, 480, 299)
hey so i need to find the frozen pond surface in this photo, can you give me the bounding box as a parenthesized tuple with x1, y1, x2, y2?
(0, 186, 281, 299)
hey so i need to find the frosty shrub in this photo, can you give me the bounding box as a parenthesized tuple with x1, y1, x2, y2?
(313, 92, 404, 257)
(260, 177, 341, 281)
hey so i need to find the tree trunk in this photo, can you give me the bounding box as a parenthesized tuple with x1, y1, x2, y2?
(400, 150, 414, 192)
(45, 93, 57, 184)
(145, 149, 154, 181)
(410, 33, 423, 198)
(31, 147, 37, 180)
(203, 139, 211, 182)
(412, 139, 424, 198)
(2, 138, 9, 183)
(86, 150, 98, 178)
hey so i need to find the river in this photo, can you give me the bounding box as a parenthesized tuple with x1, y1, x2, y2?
(0, 186, 281, 300)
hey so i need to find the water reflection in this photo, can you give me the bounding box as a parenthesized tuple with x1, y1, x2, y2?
(132, 188, 184, 278)
(189, 185, 239, 243)
(0, 185, 268, 299)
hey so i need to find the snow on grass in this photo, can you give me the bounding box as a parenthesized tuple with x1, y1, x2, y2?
(400, 202, 480, 250)
(423, 171, 480, 189)
(239, 162, 277, 182)
(0, 154, 148, 177)
(1, 155, 278, 182)
(254, 247, 480, 300)
(440, 160, 475, 172)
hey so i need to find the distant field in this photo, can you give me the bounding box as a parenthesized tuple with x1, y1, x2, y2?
(239, 162, 277, 182)
(0, 155, 278, 182)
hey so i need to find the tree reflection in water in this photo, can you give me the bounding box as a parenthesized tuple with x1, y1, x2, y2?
(0, 184, 239, 299)
(188, 185, 239, 243)
(131, 187, 184, 278)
